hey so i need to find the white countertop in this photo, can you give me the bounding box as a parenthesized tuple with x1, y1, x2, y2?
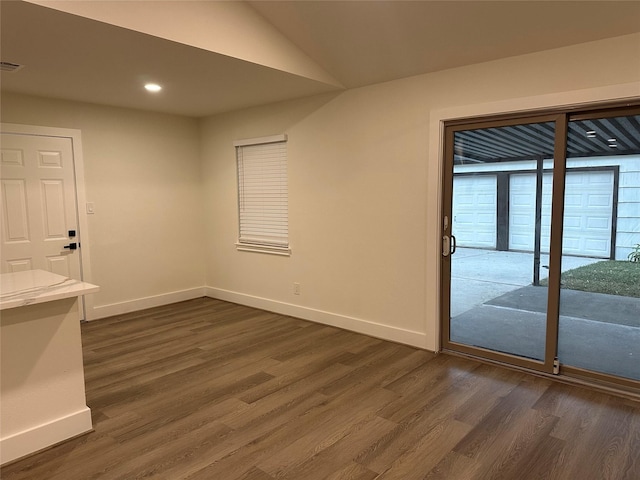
(0, 270, 99, 310)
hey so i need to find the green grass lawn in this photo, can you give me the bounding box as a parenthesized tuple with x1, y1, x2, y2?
(543, 260, 640, 298)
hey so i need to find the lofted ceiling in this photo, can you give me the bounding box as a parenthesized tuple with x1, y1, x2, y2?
(2, 0, 640, 118)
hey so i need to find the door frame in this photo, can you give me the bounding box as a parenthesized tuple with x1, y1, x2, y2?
(434, 99, 640, 393)
(440, 112, 566, 374)
(427, 84, 640, 355)
(1, 123, 94, 320)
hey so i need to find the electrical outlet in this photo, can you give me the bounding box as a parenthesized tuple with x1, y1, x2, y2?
(293, 282, 301, 295)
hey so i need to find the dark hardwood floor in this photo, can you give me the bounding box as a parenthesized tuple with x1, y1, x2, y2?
(2, 297, 639, 479)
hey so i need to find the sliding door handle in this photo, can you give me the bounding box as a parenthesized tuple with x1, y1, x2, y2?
(442, 235, 450, 257)
(442, 235, 457, 257)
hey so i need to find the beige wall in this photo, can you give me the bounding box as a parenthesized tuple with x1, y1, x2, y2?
(201, 33, 640, 350)
(1, 93, 205, 317)
(2, 33, 638, 343)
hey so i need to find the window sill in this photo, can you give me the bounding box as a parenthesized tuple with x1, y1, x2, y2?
(235, 243, 291, 256)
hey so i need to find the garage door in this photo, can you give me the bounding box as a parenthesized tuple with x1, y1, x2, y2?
(509, 170, 614, 258)
(452, 175, 496, 248)
(509, 173, 552, 253)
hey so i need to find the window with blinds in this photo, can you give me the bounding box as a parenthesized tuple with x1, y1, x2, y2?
(235, 134, 290, 255)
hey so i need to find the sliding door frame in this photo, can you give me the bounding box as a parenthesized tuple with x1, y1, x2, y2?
(440, 101, 640, 394)
(559, 104, 640, 392)
(441, 112, 565, 375)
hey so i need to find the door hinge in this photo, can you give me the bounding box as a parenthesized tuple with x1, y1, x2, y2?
(553, 357, 560, 375)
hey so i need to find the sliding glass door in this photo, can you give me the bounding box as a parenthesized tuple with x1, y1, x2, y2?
(557, 110, 640, 384)
(441, 105, 640, 390)
(441, 115, 562, 373)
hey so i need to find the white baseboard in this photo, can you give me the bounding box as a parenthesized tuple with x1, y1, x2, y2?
(88, 287, 206, 320)
(205, 287, 429, 349)
(85, 285, 429, 349)
(0, 407, 92, 466)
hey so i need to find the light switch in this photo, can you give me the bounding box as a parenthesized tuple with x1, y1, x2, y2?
(86, 202, 95, 214)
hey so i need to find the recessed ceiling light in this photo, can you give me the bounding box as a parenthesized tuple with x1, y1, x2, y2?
(144, 83, 162, 93)
(608, 138, 616, 142)
(610, 144, 618, 148)
(586, 130, 596, 135)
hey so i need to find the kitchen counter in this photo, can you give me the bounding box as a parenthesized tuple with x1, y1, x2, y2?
(0, 270, 99, 465)
(0, 269, 99, 310)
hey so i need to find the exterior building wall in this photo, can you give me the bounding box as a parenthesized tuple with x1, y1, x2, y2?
(454, 155, 640, 260)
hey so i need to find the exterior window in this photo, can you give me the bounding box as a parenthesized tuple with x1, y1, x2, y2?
(235, 134, 290, 255)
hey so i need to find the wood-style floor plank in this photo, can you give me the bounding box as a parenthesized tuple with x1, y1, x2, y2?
(2, 297, 639, 480)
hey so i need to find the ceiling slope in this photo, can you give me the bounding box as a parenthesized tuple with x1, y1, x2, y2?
(2, 1, 640, 117)
(0, 0, 343, 117)
(24, 0, 343, 87)
(250, 1, 640, 88)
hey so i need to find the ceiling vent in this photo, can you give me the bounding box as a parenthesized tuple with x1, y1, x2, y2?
(0, 62, 24, 73)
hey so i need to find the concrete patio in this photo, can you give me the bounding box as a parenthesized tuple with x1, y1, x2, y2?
(449, 248, 640, 381)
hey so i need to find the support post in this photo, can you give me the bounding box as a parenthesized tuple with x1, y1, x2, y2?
(533, 155, 544, 286)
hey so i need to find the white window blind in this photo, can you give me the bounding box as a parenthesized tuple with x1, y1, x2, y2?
(235, 135, 289, 255)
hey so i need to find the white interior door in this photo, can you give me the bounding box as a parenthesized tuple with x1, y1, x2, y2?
(1, 133, 83, 313)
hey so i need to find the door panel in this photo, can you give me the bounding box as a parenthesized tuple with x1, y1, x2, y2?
(443, 119, 557, 371)
(1, 178, 30, 244)
(1, 133, 82, 286)
(558, 113, 640, 383)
